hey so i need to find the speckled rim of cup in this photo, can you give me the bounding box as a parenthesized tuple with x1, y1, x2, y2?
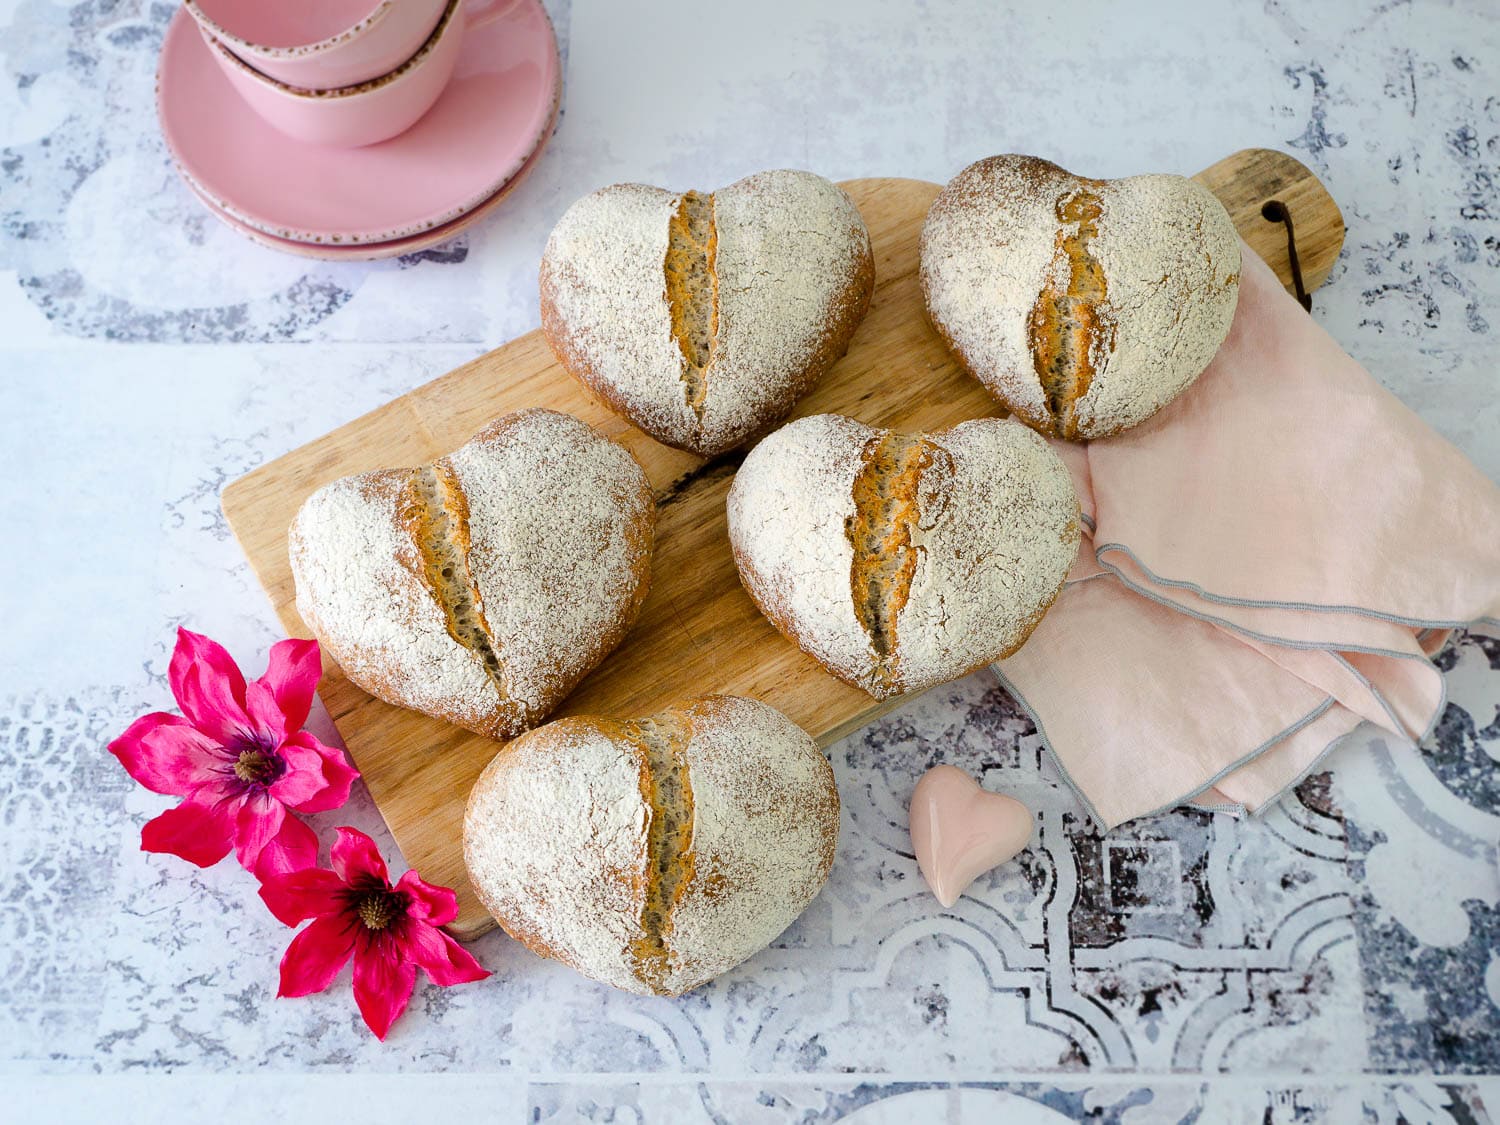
(184, 0, 397, 60)
(206, 0, 460, 99)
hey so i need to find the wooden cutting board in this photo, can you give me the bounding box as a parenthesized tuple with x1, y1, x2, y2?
(222, 148, 1346, 939)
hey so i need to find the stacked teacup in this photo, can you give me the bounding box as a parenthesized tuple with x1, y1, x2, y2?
(185, 0, 479, 147)
(161, 0, 558, 257)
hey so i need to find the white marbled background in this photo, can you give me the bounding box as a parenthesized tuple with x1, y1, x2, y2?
(2, 0, 1498, 1120)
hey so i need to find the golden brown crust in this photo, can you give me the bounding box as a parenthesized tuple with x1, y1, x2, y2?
(538, 276, 653, 444)
(735, 524, 1067, 702)
(727, 414, 1080, 701)
(462, 696, 839, 997)
(920, 154, 1240, 442)
(920, 157, 1068, 437)
(398, 461, 525, 737)
(539, 172, 876, 458)
(463, 716, 653, 973)
(737, 460, 1021, 704)
(542, 226, 876, 458)
(621, 708, 695, 992)
(289, 409, 656, 743)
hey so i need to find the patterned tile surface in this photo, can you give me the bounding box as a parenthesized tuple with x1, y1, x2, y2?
(531, 1080, 1497, 1124)
(1, 0, 1497, 1118)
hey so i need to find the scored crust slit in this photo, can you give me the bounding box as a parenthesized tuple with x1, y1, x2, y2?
(400, 462, 518, 724)
(664, 190, 719, 436)
(626, 710, 695, 993)
(1027, 187, 1117, 440)
(845, 432, 934, 695)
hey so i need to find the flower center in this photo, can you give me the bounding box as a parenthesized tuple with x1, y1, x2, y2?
(357, 890, 404, 932)
(234, 749, 280, 785)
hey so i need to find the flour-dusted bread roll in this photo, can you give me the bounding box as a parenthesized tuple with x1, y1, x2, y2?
(920, 155, 1240, 440)
(728, 414, 1079, 699)
(289, 409, 655, 741)
(540, 169, 875, 458)
(463, 695, 839, 996)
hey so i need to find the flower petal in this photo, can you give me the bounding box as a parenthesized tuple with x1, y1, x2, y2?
(231, 792, 286, 874)
(169, 629, 250, 737)
(178, 662, 257, 746)
(270, 732, 358, 813)
(140, 793, 236, 867)
(395, 869, 459, 927)
(108, 713, 226, 796)
(170, 628, 247, 700)
(262, 735, 326, 809)
(278, 913, 357, 998)
(352, 935, 417, 1040)
(331, 827, 389, 887)
(259, 866, 349, 926)
(250, 809, 321, 881)
(400, 919, 489, 987)
(242, 681, 290, 747)
(252, 638, 322, 739)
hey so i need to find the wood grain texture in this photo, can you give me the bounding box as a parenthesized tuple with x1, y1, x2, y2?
(1195, 148, 1345, 292)
(222, 149, 1346, 939)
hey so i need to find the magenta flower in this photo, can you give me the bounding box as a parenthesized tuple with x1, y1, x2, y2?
(259, 827, 489, 1039)
(109, 628, 359, 879)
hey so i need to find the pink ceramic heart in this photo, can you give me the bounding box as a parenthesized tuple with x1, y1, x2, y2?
(909, 765, 1033, 907)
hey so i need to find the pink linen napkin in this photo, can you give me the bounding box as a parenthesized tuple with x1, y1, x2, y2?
(995, 244, 1500, 828)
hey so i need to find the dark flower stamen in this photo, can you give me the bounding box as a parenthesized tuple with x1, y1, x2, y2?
(234, 749, 280, 785)
(357, 891, 405, 932)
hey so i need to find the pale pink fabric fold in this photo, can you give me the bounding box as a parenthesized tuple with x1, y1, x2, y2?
(995, 244, 1500, 828)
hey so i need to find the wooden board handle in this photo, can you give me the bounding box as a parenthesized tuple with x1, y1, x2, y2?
(1193, 147, 1346, 295)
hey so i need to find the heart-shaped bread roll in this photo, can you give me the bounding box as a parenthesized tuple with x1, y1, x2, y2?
(464, 695, 839, 996)
(728, 414, 1079, 699)
(920, 154, 1240, 440)
(541, 169, 874, 457)
(289, 408, 654, 740)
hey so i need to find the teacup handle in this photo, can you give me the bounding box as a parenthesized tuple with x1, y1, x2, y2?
(465, 0, 517, 29)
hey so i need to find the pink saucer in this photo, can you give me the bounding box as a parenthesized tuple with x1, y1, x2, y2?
(183, 112, 552, 259)
(157, 0, 560, 246)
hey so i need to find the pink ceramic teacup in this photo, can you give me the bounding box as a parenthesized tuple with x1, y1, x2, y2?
(205, 0, 508, 148)
(185, 0, 448, 91)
